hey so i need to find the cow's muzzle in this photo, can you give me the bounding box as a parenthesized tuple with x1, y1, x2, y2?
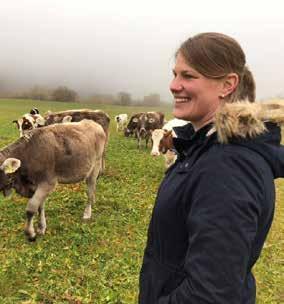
(139, 128, 147, 138)
(151, 150, 160, 157)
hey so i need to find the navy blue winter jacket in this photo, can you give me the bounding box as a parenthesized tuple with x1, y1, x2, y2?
(139, 121, 284, 304)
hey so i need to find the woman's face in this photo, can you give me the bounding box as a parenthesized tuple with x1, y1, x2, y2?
(170, 52, 224, 130)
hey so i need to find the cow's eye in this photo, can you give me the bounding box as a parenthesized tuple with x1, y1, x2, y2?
(149, 118, 155, 123)
(133, 118, 138, 123)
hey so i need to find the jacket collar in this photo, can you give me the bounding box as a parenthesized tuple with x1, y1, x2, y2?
(173, 123, 216, 157)
(171, 100, 284, 157)
(173, 122, 214, 141)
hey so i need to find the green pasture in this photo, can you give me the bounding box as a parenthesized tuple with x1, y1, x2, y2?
(0, 99, 283, 304)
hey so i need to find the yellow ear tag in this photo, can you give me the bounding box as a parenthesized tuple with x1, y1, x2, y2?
(4, 163, 16, 174)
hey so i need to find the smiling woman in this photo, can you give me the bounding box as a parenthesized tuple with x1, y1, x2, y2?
(139, 32, 284, 304)
(170, 32, 255, 130)
(171, 53, 225, 129)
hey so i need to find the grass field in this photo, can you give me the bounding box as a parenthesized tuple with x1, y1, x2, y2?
(0, 99, 283, 304)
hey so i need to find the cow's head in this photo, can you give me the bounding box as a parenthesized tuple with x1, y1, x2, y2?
(137, 114, 148, 138)
(151, 129, 173, 156)
(151, 129, 165, 156)
(137, 113, 158, 138)
(124, 128, 132, 137)
(0, 158, 36, 198)
(159, 130, 173, 154)
(13, 113, 46, 137)
(0, 158, 21, 196)
(124, 114, 141, 137)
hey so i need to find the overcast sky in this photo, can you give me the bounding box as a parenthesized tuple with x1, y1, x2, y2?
(0, 0, 283, 101)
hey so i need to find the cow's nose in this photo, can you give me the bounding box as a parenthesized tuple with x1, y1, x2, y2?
(151, 151, 160, 157)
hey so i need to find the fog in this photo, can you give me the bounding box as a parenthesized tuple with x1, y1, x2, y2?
(1, 0, 283, 101)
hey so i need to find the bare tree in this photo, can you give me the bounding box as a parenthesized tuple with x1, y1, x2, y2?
(117, 91, 132, 105)
(52, 86, 78, 102)
(143, 93, 160, 106)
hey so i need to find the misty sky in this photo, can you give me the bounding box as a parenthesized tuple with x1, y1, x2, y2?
(0, 0, 283, 101)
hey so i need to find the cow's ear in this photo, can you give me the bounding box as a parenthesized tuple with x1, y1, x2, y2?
(62, 115, 72, 123)
(35, 116, 45, 126)
(0, 158, 21, 174)
(30, 108, 39, 115)
(164, 130, 172, 137)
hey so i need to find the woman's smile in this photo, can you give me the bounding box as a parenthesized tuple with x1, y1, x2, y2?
(174, 97, 192, 104)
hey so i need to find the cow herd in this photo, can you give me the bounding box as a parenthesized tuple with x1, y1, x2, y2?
(0, 107, 189, 240)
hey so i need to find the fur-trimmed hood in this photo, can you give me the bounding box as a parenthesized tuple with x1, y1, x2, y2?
(214, 100, 284, 178)
(173, 100, 284, 178)
(214, 100, 284, 143)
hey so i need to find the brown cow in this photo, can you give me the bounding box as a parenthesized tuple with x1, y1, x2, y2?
(151, 129, 176, 168)
(136, 112, 165, 149)
(14, 109, 110, 172)
(0, 120, 106, 241)
(44, 109, 110, 171)
(44, 109, 110, 135)
(150, 118, 189, 167)
(124, 112, 144, 137)
(14, 108, 110, 137)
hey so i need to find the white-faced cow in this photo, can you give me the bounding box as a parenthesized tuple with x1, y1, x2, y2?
(13, 108, 45, 137)
(114, 114, 128, 132)
(136, 112, 165, 149)
(151, 129, 176, 168)
(0, 120, 106, 241)
(151, 118, 189, 168)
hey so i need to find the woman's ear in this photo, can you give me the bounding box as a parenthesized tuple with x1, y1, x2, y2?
(220, 73, 239, 98)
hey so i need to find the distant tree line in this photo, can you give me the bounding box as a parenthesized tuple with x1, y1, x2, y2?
(88, 92, 163, 106)
(0, 84, 168, 106)
(6, 85, 78, 102)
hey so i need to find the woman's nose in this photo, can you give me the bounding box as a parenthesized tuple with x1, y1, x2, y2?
(170, 78, 183, 93)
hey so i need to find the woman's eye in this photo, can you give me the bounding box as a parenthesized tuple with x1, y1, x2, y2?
(183, 74, 194, 79)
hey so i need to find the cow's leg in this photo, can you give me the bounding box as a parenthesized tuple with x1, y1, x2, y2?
(25, 182, 55, 241)
(101, 154, 105, 175)
(83, 160, 101, 220)
(100, 130, 109, 175)
(137, 131, 141, 149)
(146, 133, 151, 149)
(146, 134, 150, 148)
(37, 201, 47, 235)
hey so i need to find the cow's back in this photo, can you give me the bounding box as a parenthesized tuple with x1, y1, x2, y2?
(44, 109, 110, 134)
(13, 120, 106, 184)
